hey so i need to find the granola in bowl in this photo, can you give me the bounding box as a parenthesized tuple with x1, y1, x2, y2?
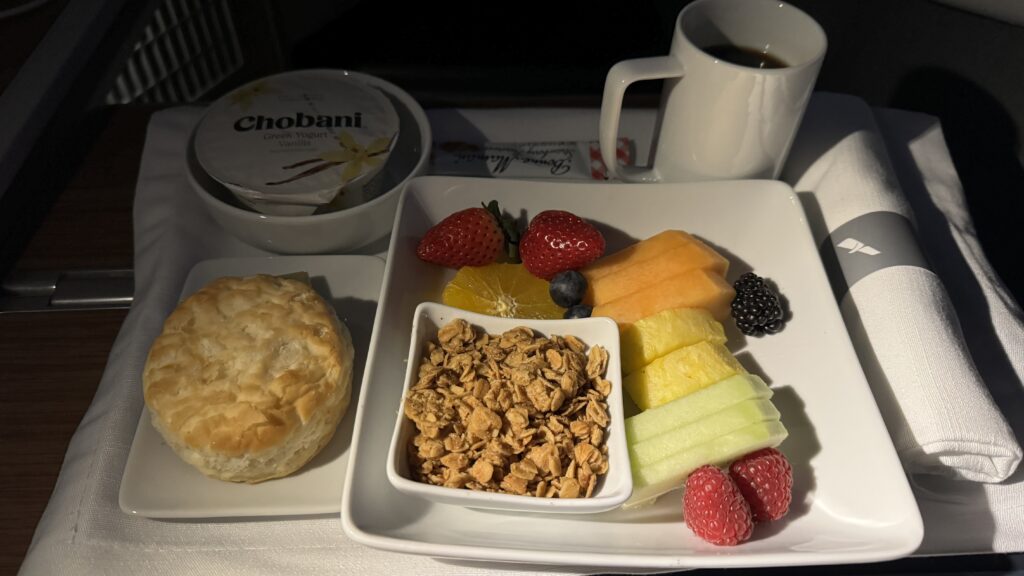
(406, 318, 612, 498)
(386, 302, 632, 514)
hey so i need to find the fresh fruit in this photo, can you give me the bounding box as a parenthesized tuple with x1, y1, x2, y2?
(441, 263, 563, 319)
(416, 201, 517, 268)
(729, 447, 793, 522)
(583, 238, 728, 306)
(592, 268, 735, 326)
(624, 340, 746, 410)
(731, 272, 785, 336)
(620, 308, 727, 376)
(581, 230, 693, 281)
(683, 465, 754, 546)
(625, 374, 773, 444)
(519, 210, 605, 280)
(563, 304, 593, 319)
(626, 420, 788, 507)
(548, 270, 588, 308)
(629, 399, 780, 466)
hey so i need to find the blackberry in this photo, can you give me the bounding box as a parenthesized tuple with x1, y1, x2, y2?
(731, 272, 785, 336)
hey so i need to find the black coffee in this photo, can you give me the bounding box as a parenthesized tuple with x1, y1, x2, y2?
(703, 44, 789, 69)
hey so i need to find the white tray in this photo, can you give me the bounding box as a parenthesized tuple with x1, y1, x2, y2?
(119, 255, 384, 518)
(341, 176, 923, 568)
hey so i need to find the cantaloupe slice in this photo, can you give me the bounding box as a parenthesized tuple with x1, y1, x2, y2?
(593, 267, 735, 326)
(581, 230, 693, 282)
(625, 373, 772, 444)
(624, 340, 746, 410)
(620, 307, 726, 376)
(629, 398, 780, 466)
(584, 239, 729, 306)
(624, 420, 789, 508)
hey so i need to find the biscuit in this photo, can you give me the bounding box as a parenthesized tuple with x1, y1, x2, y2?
(143, 274, 353, 483)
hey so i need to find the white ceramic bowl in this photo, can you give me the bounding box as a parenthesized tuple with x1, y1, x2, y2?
(386, 302, 633, 514)
(186, 71, 431, 254)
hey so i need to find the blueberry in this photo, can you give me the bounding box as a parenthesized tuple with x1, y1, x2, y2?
(563, 304, 593, 319)
(548, 270, 588, 308)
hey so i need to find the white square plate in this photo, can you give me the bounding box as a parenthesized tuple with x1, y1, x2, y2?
(341, 176, 923, 568)
(119, 255, 384, 518)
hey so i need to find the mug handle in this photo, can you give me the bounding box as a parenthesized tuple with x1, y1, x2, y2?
(599, 56, 685, 182)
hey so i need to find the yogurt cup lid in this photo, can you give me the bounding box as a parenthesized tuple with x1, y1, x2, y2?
(194, 70, 400, 211)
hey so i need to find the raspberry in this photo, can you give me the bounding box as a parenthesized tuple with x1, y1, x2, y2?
(683, 465, 753, 546)
(729, 447, 793, 522)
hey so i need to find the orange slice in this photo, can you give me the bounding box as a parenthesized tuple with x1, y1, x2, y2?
(441, 263, 563, 319)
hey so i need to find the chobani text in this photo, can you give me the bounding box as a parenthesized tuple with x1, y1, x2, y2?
(233, 112, 363, 131)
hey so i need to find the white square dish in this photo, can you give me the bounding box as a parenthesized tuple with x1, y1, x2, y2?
(341, 176, 923, 568)
(119, 255, 384, 518)
(386, 302, 631, 513)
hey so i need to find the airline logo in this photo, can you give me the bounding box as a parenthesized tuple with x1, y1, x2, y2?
(837, 238, 880, 256)
(822, 212, 928, 300)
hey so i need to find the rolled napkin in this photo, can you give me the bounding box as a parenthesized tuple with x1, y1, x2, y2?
(782, 93, 1022, 483)
(875, 105, 1024, 553)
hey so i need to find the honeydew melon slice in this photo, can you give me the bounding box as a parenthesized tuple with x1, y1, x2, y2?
(625, 373, 772, 444)
(624, 420, 789, 508)
(619, 307, 727, 376)
(629, 398, 780, 467)
(624, 340, 746, 410)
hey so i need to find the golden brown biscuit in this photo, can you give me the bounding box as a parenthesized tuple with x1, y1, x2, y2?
(143, 274, 353, 483)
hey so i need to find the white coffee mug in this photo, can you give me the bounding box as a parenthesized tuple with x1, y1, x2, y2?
(599, 0, 827, 182)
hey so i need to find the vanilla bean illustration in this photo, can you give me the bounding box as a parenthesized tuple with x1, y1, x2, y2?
(265, 134, 394, 186)
(265, 162, 342, 185)
(264, 149, 390, 186)
(280, 158, 325, 169)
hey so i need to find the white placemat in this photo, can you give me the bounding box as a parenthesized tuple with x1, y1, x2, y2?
(18, 95, 1024, 574)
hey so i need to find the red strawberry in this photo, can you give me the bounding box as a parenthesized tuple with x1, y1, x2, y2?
(683, 465, 753, 546)
(416, 201, 516, 268)
(729, 447, 793, 522)
(519, 210, 605, 280)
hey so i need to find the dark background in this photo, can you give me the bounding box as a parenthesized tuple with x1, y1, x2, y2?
(3, 0, 1023, 298)
(288, 0, 1024, 301)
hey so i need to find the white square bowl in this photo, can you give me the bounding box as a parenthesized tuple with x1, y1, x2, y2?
(385, 302, 632, 514)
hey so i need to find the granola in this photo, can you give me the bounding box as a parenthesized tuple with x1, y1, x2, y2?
(403, 318, 612, 498)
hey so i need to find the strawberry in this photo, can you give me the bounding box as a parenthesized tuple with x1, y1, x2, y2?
(683, 465, 754, 546)
(729, 447, 793, 522)
(519, 210, 605, 280)
(416, 201, 518, 268)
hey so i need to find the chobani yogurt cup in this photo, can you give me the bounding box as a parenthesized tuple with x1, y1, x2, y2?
(194, 70, 400, 216)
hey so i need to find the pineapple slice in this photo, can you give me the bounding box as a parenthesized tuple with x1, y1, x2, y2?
(624, 340, 746, 410)
(620, 307, 727, 376)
